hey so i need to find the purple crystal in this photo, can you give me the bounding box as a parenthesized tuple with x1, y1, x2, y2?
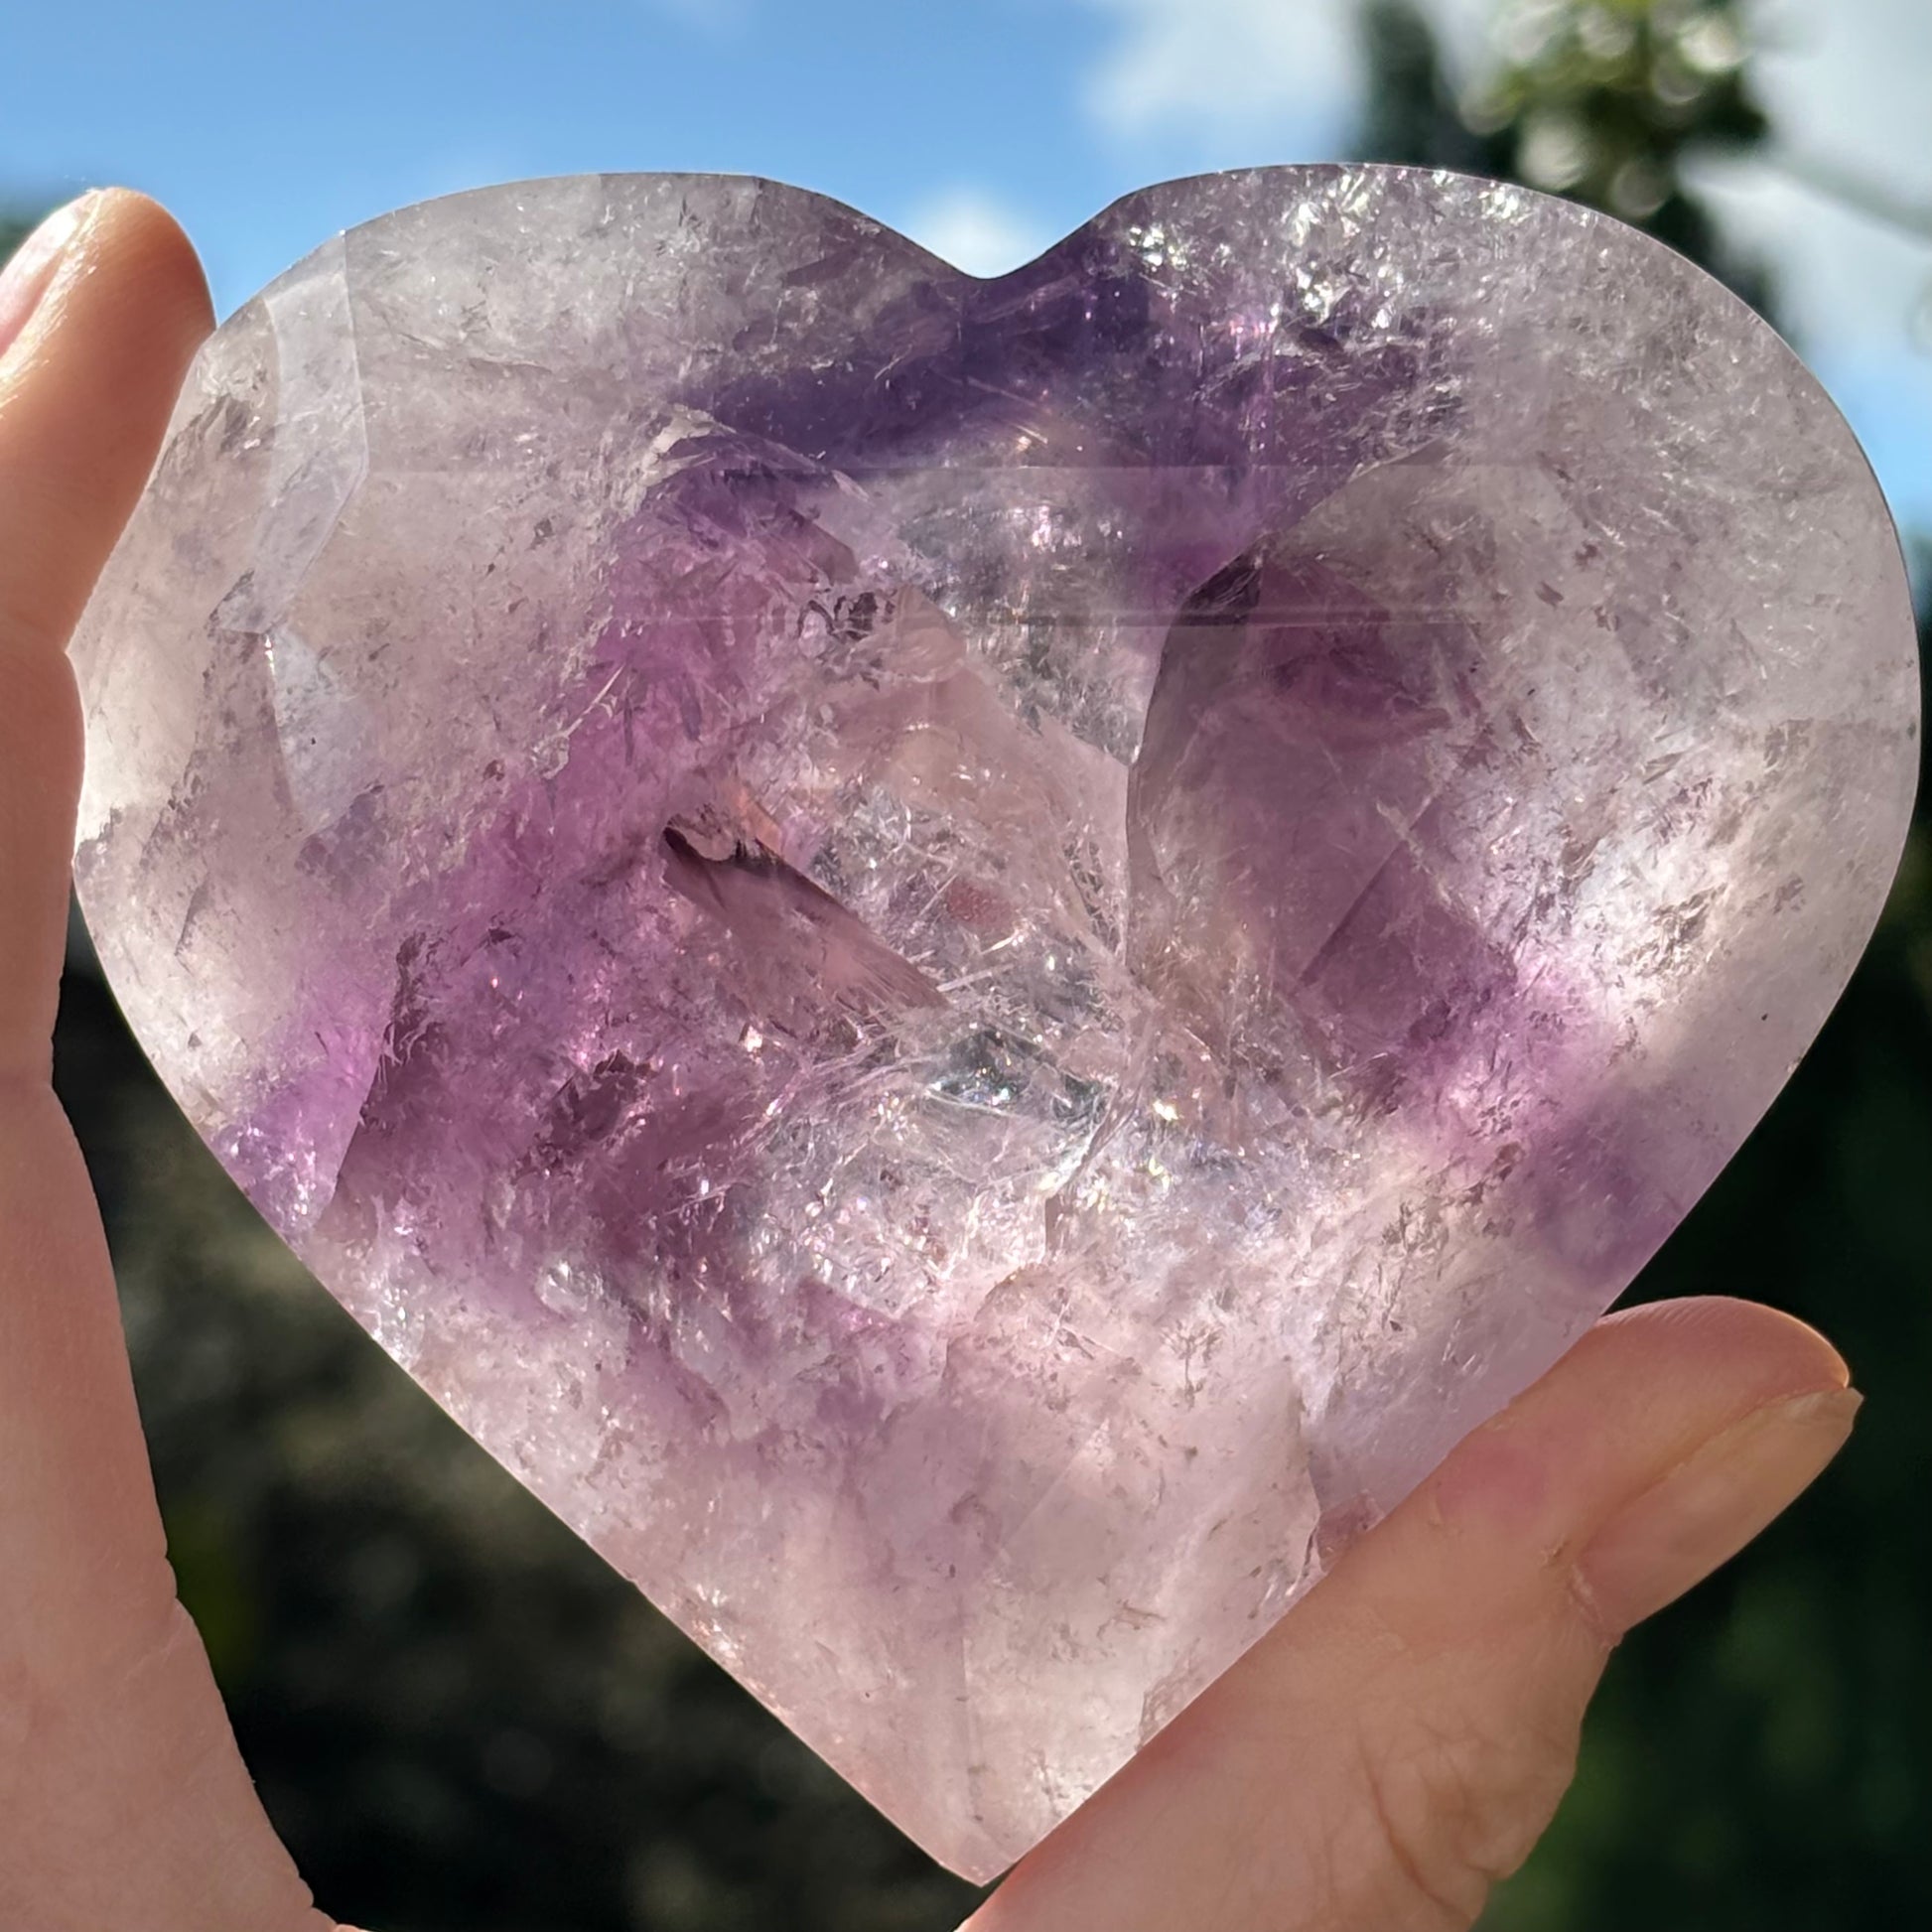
(69, 168, 1918, 1876)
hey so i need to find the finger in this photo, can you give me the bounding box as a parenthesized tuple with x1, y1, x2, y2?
(0, 189, 215, 1077)
(0, 195, 329, 1931)
(973, 1297, 1856, 1932)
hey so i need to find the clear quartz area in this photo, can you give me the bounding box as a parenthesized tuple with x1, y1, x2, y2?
(70, 168, 1919, 1877)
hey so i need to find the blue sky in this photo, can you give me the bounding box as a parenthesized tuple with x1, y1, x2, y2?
(4, 0, 1929, 554)
(0, 0, 1134, 304)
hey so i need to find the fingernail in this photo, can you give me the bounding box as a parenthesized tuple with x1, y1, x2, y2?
(1578, 1386, 1862, 1633)
(0, 193, 97, 368)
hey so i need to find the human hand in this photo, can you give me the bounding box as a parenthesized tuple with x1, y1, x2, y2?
(0, 191, 1861, 1932)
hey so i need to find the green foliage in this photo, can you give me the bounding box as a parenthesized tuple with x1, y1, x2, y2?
(1471, 0, 1766, 213)
(1356, 0, 1773, 306)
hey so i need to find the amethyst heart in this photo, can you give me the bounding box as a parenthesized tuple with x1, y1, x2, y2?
(70, 168, 1918, 1876)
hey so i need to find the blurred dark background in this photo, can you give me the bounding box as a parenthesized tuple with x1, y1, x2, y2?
(9, 0, 1932, 1925)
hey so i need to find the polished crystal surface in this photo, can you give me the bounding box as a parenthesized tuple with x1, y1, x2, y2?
(70, 168, 1919, 1877)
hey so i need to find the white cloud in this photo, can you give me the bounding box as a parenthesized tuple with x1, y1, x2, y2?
(1073, 0, 1360, 146)
(1690, 0, 1932, 349)
(901, 187, 1054, 278)
(1063, 0, 1494, 147)
(1755, 0, 1932, 165)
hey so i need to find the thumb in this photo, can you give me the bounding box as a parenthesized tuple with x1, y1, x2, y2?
(975, 1296, 1856, 1932)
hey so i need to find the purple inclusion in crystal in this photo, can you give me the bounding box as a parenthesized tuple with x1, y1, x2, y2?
(69, 169, 1919, 1876)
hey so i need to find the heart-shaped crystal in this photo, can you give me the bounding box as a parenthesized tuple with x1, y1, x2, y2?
(70, 168, 1917, 1877)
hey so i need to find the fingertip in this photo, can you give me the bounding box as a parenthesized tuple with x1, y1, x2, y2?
(75, 187, 217, 343)
(1592, 1293, 1852, 1399)
(1, 187, 212, 396)
(0, 186, 213, 659)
